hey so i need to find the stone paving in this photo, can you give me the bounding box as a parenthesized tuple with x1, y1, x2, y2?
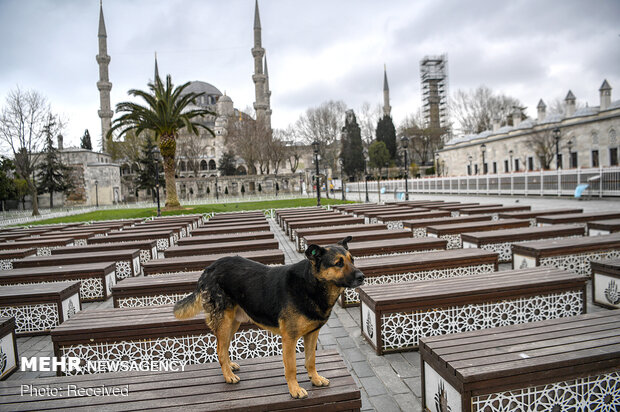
(7, 198, 615, 411)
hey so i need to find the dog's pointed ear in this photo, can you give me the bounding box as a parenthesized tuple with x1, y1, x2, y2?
(337, 236, 352, 250)
(305, 244, 326, 263)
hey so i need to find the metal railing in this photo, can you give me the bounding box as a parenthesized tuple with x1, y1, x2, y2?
(346, 166, 620, 198)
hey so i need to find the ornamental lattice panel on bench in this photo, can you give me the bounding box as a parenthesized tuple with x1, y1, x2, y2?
(380, 291, 583, 351)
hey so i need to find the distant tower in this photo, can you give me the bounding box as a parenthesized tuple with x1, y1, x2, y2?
(153, 51, 160, 83)
(96, 0, 113, 152)
(383, 64, 391, 117)
(420, 55, 448, 130)
(252, 0, 271, 130)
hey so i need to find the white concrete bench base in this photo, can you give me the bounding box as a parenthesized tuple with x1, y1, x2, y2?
(6, 273, 116, 301)
(116, 292, 191, 308)
(514, 249, 620, 275)
(425, 367, 619, 412)
(363, 290, 583, 354)
(0, 294, 80, 334)
(58, 331, 304, 376)
(341, 263, 495, 306)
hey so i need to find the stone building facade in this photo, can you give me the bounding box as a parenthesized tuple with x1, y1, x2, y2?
(437, 80, 619, 176)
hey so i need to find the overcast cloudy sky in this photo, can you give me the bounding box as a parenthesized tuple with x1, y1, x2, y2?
(0, 0, 618, 149)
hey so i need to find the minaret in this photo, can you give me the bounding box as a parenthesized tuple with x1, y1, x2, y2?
(252, 0, 269, 128)
(153, 51, 160, 84)
(263, 53, 272, 128)
(383, 64, 391, 117)
(96, 0, 113, 152)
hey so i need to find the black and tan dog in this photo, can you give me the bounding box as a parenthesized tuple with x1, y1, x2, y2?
(173, 235, 363, 398)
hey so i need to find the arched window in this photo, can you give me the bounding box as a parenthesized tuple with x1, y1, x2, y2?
(180, 161, 187, 172)
(209, 159, 216, 170)
(236, 166, 247, 175)
(200, 160, 208, 170)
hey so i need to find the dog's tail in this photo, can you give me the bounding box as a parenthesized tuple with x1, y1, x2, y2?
(174, 291, 203, 319)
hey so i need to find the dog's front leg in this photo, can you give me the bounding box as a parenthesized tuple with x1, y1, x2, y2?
(282, 335, 307, 399)
(303, 329, 329, 387)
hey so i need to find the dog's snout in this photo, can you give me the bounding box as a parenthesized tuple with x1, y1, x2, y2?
(355, 270, 364, 282)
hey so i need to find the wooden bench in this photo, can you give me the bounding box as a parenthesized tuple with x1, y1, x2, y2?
(537, 211, 620, 227)
(0, 248, 37, 270)
(458, 205, 531, 220)
(300, 229, 412, 253)
(0, 281, 81, 335)
(50, 304, 304, 376)
(143, 249, 285, 276)
(164, 238, 280, 258)
(0, 262, 117, 301)
(342, 249, 498, 307)
(112, 271, 200, 308)
(51, 240, 158, 264)
(419, 311, 620, 412)
(370, 211, 451, 229)
(287, 216, 364, 239)
(591, 258, 620, 309)
(403, 215, 493, 237)
(191, 223, 271, 236)
(512, 233, 620, 275)
(588, 219, 620, 236)
(294, 223, 387, 252)
(461, 224, 585, 262)
(0, 317, 18, 380)
(438, 203, 501, 216)
(204, 217, 267, 226)
(0, 350, 360, 411)
(498, 208, 583, 226)
(177, 231, 274, 247)
(360, 267, 586, 355)
(427, 219, 530, 249)
(87, 230, 176, 256)
(14, 249, 142, 280)
(0, 238, 74, 256)
(282, 213, 349, 234)
(357, 207, 424, 219)
(347, 237, 447, 258)
(112, 224, 186, 243)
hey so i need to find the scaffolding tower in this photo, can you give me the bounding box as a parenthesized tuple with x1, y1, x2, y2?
(420, 55, 449, 130)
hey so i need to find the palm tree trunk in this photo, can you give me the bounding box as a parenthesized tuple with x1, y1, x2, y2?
(159, 134, 181, 208)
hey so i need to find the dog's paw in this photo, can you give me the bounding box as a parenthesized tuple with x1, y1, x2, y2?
(310, 374, 330, 387)
(230, 362, 240, 371)
(288, 385, 308, 399)
(224, 373, 240, 384)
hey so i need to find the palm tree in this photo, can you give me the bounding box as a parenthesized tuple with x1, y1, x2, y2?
(109, 74, 214, 208)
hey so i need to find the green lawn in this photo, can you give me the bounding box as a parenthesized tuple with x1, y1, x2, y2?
(27, 198, 354, 225)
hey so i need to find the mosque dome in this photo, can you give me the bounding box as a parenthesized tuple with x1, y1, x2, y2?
(183, 81, 223, 107)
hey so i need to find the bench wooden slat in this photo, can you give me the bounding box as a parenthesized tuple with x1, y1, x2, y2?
(537, 211, 620, 225)
(164, 239, 280, 258)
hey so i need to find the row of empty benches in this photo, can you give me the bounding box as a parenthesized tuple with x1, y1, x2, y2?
(1, 199, 620, 410)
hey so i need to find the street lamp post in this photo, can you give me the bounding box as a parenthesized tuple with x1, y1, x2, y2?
(401, 136, 410, 200)
(363, 148, 369, 203)
(151, 148, 161, 217)
(434, 152, 439, 177)
(567, 140, 573, 168)
(94, 180, 99, 208)
(481, 144, 487, 174)
(553, 128, 561, 169)
(338, 157, 345, 200)
(509, 149, 514, 172)
(312, 140, 321, 206)
(215, 176, 219, 201)
(299, 172, 303, 195)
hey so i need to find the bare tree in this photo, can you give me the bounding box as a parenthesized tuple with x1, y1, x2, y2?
(357, 101, 382, 146)
(108, 129, 147, 169)
(176, 130, 210, 176)
(0, 88, 62, 215)
(450, 85, 524, 135)
(546, 97, 585, 116)
(399, 109, 445, 165)
(274, 126, 302, 173)
(526, 128, 560, 170)
(295, 100, 346, 174)
(226, 108, 271, 175)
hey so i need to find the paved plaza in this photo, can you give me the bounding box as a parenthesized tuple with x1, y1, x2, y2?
(9, 193, 617, 411)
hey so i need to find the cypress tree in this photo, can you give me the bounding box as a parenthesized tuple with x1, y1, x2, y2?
(341, 110, 365, 178)
(376, 115, 397, 160)
(80, 129, 93, 150)
(37, 130, 71, 208)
